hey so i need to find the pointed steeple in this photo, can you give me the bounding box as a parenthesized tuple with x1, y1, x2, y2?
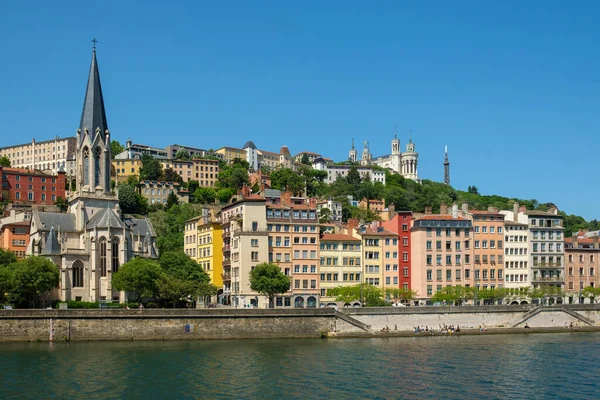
(41, 226, 61, 256)
(79, 44, 108, 145)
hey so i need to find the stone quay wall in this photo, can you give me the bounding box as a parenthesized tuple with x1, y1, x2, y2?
(343, 304, 600, 331)
(2, 305, 600, 342)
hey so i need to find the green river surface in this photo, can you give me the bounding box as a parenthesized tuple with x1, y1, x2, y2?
(1, 332, 599, 399)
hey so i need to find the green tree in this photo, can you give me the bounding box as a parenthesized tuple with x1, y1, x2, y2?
(0, 248, 17, 266)
(318, 207, 332, 224)
(139, 154, 164, 181)
(118, 184, 139, 214)
(346, 165, 362, 190)
(112, 258, 162, 305)
(3, 257, 60, 308)
(270, 168, 305, 196)
(0, 155, 11, 167)
(329, 283, 385, 306)
(110, 140, 125, 157)
(217, 166, 249, 190)
(54, 196, 68, 213)
(166, 191, 180, 209)
(385, 288, 418, 304)
(582, 286, 600, 303)
(175, 148, 190, 160)
(157, 274, 194, 307)
(197, 282, 219, 307)
(216, 188, 236, 204)
(164, 168, 183, 184)
(249, 262, 291, 308)
(186, 179, 199, 195)
(194, 187, 216, 204)
(300, 153, 310, 165)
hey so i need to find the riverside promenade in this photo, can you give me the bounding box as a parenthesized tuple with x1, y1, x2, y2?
(1, 304, 600, 341)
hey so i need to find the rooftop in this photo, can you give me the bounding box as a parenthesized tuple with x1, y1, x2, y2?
(321, 233, 360, 242)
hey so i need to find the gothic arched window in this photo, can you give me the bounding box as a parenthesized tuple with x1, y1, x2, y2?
(83, 147, 90, 186)
(112, 237, 120, 273)
(72, 260, 84, 288)
(99, 238, 107, 277)
(94, 147, 102, 188)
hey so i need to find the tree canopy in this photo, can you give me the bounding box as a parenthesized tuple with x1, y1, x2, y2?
(139, 154, 164, 181)
(0, 155, 11, 167)
(0, 256, 60, 307)
(249, 262, 291, 308)
(112, 257, 163, 304)
(110, 140, 125, 157)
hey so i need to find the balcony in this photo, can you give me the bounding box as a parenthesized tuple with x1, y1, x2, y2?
(222, 259, 231, 267)
(221, 272, 231, 280)
(531, 276, 564, 283)
(222, 231, 231, 239)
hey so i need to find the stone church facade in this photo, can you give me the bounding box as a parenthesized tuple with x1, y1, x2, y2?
(27, 47, 158, 302)
(349, 131, 419, 181)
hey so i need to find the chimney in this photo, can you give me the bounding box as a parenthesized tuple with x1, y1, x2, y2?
(388, 204, 396, 219)
(593, 236, 599, 249)
(461, 203, 469, 214)
(347, 218, 359, 234)
(425, 206, 432, 215)
(572, 233, 578, 249)
(519, 205, 527, 213)
(440, 203, 448, 215)
(549, 206, 558, 215)
(451, 204, 459, 219)
(513, 202, 519, 222)
(309, 197, 317, 209)
(488, 207, 498, 213)
(239, 185, 251, 198)
(281, 191, 291, 206)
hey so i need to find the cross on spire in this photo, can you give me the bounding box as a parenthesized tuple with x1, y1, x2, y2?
(92, 38, 97, 51)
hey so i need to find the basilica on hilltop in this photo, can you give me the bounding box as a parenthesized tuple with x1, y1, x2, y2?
(27, 46, 158, 303)
(348, 130, 419, 181)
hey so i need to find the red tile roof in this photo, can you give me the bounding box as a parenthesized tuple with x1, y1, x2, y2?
(321, 233, 360, 242)
(360, 227, 397, 236)
(416, 215, 468, 221)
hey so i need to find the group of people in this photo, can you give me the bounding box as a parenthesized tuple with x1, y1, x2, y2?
(411, 324, 461, 335)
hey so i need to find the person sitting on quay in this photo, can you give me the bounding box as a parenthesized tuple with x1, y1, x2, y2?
(456, 325, 461, 333)
(524, 323, 530, 329)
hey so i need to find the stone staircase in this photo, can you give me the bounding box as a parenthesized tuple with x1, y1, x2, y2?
(335, 310, 371, 331)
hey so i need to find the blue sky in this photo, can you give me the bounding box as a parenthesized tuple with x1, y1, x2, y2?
(1, 1, 598, 219)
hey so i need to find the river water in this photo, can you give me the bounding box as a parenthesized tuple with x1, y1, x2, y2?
(1, 333, 599, 399)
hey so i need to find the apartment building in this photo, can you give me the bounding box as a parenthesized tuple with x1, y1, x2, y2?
(215, 146, 245, 164)
(220, 192, 269, 308)
(114, 140, 168, 160)
(382, 211, 413, 291)
(0, 211, 31, 258)
(0, 137, 77, 173)
(312, 161, 386, 185)
(294, 151, 322, 164)
(265, 192, 321, 308)
(319, 233, 362, 306)
(411, 215, 473, 303)
(0, 167, 66, 205)
(138, 181, 189, 206)
(565, 232, 600, 304)
(469, 210, 505, 293)
(112, 158, 142, 182)
(354, 223, 398, 292)
(161, 160, 193, 183)
(500, 206, 565, 304)
(258, 149, 280, 170)
(504, 220, 530, 296)
(316, 199, 343, 222)
(193, 158, 220, 188)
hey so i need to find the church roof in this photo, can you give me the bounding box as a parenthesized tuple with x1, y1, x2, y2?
(86, 207, 126, 230)
(36, 212, 76, 232)
(126, 218, 156, 237)
(41, 226, 61, 256)
(79, 48, 108, 145)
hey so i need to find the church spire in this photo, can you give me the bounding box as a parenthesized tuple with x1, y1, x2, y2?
(444, 145, 450, 185)
(79, 40, 108, 145)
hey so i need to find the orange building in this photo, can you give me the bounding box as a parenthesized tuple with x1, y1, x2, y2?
(565, 233, 600, 304)
(469, 210, 505, 297)
(0, 216, 30, 258)
(411, 214, 473, 303)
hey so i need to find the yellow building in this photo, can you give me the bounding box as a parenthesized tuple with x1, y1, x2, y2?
(319, 233, 362, 306)
(184, 210, 223, 291)
(215, 147, 245, 163)
(112, 158, 142, 182)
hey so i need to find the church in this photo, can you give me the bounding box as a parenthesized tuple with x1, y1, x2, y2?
(27, 46, 158, 303)
(348, 130, 419, 181)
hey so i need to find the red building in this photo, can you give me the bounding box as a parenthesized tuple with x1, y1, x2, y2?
(0, 167, 66, 205)
(382, 211, 413, 292)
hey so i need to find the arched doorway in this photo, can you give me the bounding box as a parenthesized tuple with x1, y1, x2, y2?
(307, 296, 317, 308)
(294, 296, 304, 308)
(520, 300, 529, 305)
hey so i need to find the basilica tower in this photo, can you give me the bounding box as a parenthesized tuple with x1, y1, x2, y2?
(349, 138, 358, 163)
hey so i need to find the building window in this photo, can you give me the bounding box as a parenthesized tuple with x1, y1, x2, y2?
(72, 260, 84, 288)
(112, 238, 120, 273)
(99, 238, 107, 277)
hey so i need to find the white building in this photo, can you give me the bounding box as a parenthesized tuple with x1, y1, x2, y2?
(243, 140, 259, 171)
(316, 198, 343, 222)
(503, 220, 531, 297)
(0, 136, 77, 174)
(313, 158, 386, 185)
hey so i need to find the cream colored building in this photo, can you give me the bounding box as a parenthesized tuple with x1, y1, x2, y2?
(353, 224, 398, 292)
(0, 136, 77, 173)
(503, 220, 530, 297)
(112, 158, 142, 182)
(220, 194, 269, 308)
(215, 146, 245, 163)
(139, 181, 189, 206)
(319, 233, 362, 306)
(192, 158, 220, 188)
